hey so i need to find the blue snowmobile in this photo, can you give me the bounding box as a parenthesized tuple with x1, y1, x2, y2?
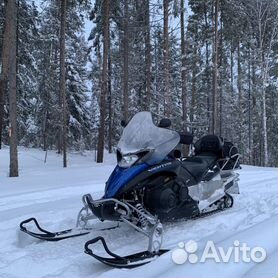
(20, 111, 240, 268)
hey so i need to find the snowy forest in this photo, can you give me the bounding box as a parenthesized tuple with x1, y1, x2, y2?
(1, 0, 278, 177)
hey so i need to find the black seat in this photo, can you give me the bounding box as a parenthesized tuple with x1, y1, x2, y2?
(182, 135, 223, 182)
(182, 155, 217, 183)
(194, 135, 224, 157)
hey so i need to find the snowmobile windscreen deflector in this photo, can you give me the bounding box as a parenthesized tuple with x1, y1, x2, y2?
(117, 112, 180, 165)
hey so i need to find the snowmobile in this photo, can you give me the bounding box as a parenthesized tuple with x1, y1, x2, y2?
(19, 111, 240, 268)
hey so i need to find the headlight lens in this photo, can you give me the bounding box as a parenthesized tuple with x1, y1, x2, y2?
(118, 154, 139, 168)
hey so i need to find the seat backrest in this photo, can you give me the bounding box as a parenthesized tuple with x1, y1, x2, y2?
(194, 135, 224, 157)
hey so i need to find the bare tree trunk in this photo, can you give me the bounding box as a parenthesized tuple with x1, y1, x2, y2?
(0, 1, 11, 149)
(204, 6, 212, 134)
(219, 12, 223, 136)
(144, 0, 151, 111)
(230, 46, 234, 97)
(261, 45, 270, 167)
(7, 0, 18, 177)
(108, 35, 112, 153)
(59, 0, 67, 168)
(163, 0, 170, 117)
(180, 0, 189, 156)
(154, 31, 159, 117)
(41, 47, 51, 152)
(227, 44, 234, 140)
(262, 77, 268, 166)
(123, 0, 129, 122)
(237, 42, 243, 157)
(191, 43, 197, 123)
(180, 0, 187, 131)
(43, 110, 48, 151)
(251, 46, 256, 164)
(248, 44, 253, 164)
(97, 0, 110, 163)
(212, 0, 219, 135)
(0, 79, 7, 148)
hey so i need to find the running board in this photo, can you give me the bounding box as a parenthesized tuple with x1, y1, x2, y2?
(84, 236, 169, 268)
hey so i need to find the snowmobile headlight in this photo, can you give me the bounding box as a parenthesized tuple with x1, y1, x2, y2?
(118, 154, 139, 168)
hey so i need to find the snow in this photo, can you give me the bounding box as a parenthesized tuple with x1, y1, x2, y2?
(0, 147, 278, 278)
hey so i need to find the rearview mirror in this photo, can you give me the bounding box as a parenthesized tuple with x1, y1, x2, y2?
(121, 120, 128, 127)
(158, 118, 171, 128)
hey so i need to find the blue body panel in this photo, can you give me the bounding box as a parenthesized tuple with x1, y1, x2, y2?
(104, 163, 149, 198)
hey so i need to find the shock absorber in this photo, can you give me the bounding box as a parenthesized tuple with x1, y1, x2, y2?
(135, 203, 148, 229)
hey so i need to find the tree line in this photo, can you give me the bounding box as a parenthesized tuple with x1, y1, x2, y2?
(0, 0, 277, 177)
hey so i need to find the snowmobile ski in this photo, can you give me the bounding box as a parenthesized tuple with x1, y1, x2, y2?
(19, 218, 90, 241)
(19, 218, 118, 242)
(84, 236, 169, 268)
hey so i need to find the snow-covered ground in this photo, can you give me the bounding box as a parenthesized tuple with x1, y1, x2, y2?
(0, 147, 277, 278)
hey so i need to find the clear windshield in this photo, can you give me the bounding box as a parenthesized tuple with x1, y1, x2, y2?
(117, 111, 180, 165)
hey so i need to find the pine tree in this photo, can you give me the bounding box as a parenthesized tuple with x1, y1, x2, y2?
(180, 0, 188, 132)
(96, 0, 110, 163)
(163, 0, 170, 116)
(17, 0, 40, 146)
(0, 0, 8, 149)
(7, 0, 18, 177)
(66, 35, 92, 150)
(35, 0, 92, 152)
